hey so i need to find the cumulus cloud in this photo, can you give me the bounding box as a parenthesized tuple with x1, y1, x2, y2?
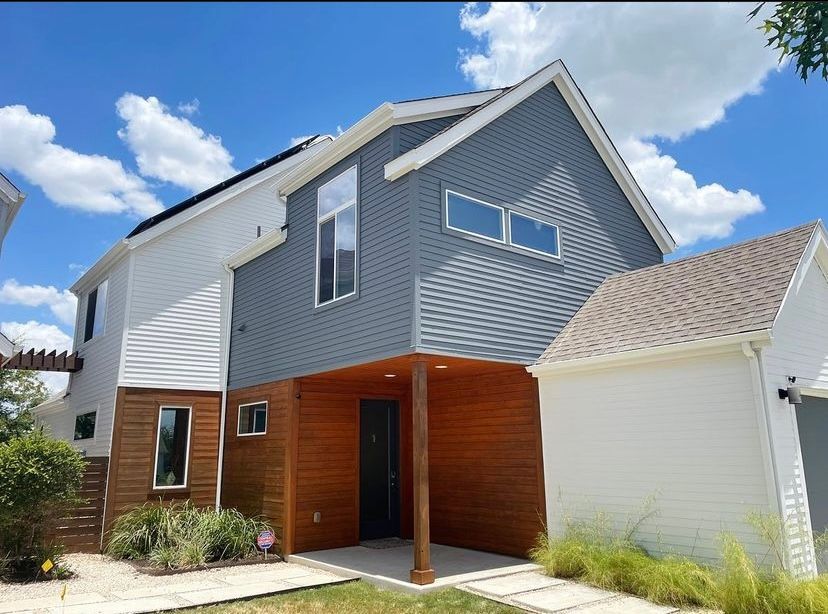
(458, 2, 778, 246)
(177, 98, 200, 116)
(117, 94, 237, 192)
(0, 279, 77, 326)
(0, 105, 163, 217)
(1, 320, 72, 393)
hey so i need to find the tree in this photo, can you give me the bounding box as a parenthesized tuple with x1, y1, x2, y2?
(0, 369, 48, 443)
(750, 2, 828, 82)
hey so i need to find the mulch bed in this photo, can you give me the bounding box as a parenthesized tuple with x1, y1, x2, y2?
(128, 553, 284, 576)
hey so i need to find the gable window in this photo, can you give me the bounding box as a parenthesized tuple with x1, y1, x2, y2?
(509, 211, 560, 257)
(317, 165, 358, 306)
(153, 406, 191, 489)
(73, 411, 96, 441)
(83, 280, 108, 342)
(238, 401, 267, 436)
(446, 190, 505, 242)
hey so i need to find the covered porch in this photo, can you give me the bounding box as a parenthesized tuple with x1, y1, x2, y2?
(285, 352, 546, 586)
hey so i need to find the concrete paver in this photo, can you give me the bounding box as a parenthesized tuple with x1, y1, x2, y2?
(513, 583, 617, 612)
(464, 571, 565, 597)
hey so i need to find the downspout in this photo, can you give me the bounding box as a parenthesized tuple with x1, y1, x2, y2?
(215, 263, 235, 509)
(742, 341, 787, 567)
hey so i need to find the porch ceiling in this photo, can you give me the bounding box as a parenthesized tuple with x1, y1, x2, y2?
(299, 353, 526, 385)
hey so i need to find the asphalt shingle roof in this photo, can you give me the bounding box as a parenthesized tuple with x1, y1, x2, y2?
(537, 222, 819, 364)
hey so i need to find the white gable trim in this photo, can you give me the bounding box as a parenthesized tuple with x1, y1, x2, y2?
(772, 221, 828, 329)
(278, 91, 503, 198)
(385, 61, 676, 255)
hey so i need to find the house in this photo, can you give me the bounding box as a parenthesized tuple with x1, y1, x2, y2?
(0, 171, 25, 257)
(31, 136, 332, 547)
(529, 221, 828, 578)
(212, 60, 674, 585)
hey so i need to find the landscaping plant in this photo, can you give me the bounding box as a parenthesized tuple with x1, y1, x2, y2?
(0, 430, 86, 580)
(106, 500, 272, 569)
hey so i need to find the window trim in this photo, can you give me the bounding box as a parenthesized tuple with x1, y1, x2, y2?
(152, 405, 193, 491)
(73, 410, 97, 442)
(315, 164, 359, 308)
(508, 210, 562, 260)
(445, 189, 506, 244)
(237, 401, 268, 437)
(82, 279, 108, 344)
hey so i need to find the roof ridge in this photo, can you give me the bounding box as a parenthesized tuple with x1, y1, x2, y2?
(605, 220, 820, 282)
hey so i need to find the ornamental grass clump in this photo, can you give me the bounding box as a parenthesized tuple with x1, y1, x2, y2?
(106, 501, 271, 569)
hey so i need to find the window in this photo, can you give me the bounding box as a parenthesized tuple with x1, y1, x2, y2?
(83, 280, 108, 342)
(446, 190, 504, 242)
(509, 211, 560, 257)
(73, 411, 96, 441)
(238, 401, 267, 436)
(317, 166, 357, 305)
(153, 406, 191, 489)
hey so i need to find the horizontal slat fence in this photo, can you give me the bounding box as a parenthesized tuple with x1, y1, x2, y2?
(49, 456, 108, 553)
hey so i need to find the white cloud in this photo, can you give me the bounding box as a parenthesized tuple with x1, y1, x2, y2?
(117, 94, 237, 192)
(1, 321, 72, 393)
(0, 279, 77, 326)
(458, 2, 778, 246)
(289, 135, 315, 147)
(68, 263, 88, 277)
(177, 98, 200, 116)
(0, 105, 163, 217)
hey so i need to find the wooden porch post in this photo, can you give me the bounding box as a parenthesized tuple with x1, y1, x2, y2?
(410, 356, 435, 585)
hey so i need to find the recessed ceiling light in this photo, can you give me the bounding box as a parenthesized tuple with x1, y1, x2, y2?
(435, 365, 448, 369)
(384, 374, 397, 378)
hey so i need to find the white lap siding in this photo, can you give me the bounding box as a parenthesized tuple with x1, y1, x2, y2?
(538, 349, 775, 566)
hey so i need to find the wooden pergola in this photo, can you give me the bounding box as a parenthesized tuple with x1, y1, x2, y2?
(0, 348, 84, 373)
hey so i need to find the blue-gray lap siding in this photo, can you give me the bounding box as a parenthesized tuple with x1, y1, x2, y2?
(228, 119, 454, 390)
(413, 82, 663, 362)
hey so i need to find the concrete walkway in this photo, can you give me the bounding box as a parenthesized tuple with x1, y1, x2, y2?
(0, 562, 348, 614)
(459, 570, 679, 613)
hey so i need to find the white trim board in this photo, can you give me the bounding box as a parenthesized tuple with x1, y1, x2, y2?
(384, 60, 676, 255)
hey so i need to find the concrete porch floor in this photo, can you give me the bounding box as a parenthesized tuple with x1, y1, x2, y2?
(288, 543, 539, 593)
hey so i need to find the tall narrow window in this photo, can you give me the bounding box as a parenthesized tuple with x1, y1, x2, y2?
(153, 406, 191, 488)
(83, 279, 108, 342)
(317, 166, 357, 305)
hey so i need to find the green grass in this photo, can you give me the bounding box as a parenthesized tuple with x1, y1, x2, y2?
(180, 581, 519, 613)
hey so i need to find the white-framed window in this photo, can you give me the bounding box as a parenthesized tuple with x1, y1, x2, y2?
(316, 165, 358, 306)
(83, 279, 108, 342)
(446, 190, 505, 242)
(509, 211, 560, 258)
(73, 410, 96, 441)
(238, 401, 267, 436)
(153, 406, 192, 489)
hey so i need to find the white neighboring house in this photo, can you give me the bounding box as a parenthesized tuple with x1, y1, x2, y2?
(530, 221, 828, 578)
(32, 137, 332, 458)
(0, 171, 25, 257)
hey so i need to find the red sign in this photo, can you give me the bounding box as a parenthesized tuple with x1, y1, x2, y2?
(257, 530, 275, 550)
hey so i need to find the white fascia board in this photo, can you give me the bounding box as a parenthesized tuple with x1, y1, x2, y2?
(224, 227, 287, 270)
(527, 329, 773, 377)
(0, 331, 15, 359)
(129, 138, 332, 250)
(391, 90, 503, 123)
(384, 60, 676, 255)
(772, 221, 828, 330)
(70, 240, 129, 296)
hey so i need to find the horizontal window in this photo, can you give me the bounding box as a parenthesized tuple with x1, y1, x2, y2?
(154, 406, 191, 489)
(74, 411, 96, 441)
(509, 211, 560, 257)
(238, 402, 267, 436)
(446, 191, 504, 242)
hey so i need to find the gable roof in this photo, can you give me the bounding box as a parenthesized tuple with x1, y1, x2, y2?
(533, 221, 823, 367)
(384, 60, 675, 255)
(127, 135, 323, 238)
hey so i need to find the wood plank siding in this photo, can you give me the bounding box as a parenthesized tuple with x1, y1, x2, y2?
(49, 456, 108, 553)
(103, 387, 221, 534)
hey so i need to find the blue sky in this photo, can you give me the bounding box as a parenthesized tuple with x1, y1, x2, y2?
(1, 2, 826, 362)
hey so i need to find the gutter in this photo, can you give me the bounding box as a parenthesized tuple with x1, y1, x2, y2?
(215, 262, 235, 509)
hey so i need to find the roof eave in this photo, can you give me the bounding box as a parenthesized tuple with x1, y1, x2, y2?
(527, 329, 773, 377)
(224, 226, 288, 270)
(69, 239, 129, 296)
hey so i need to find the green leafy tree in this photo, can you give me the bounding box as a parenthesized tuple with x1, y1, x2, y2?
(750, 2, 828, 82)
(0, 368, 48, 443)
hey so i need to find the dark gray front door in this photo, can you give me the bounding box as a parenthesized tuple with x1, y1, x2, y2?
(359, 399, 400, 540)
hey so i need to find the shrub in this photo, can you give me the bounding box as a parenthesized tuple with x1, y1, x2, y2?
(0, 431, 86, 580)
(106, 501, 272, 569)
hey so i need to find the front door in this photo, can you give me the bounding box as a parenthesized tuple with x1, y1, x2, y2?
(359, 399, 400, 540)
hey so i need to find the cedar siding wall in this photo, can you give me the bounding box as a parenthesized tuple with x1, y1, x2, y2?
(428, 367, 544, 557)
(415, 82, 663, 362)
(104, 388, 220, 532)
(221, 380, 292, 542)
